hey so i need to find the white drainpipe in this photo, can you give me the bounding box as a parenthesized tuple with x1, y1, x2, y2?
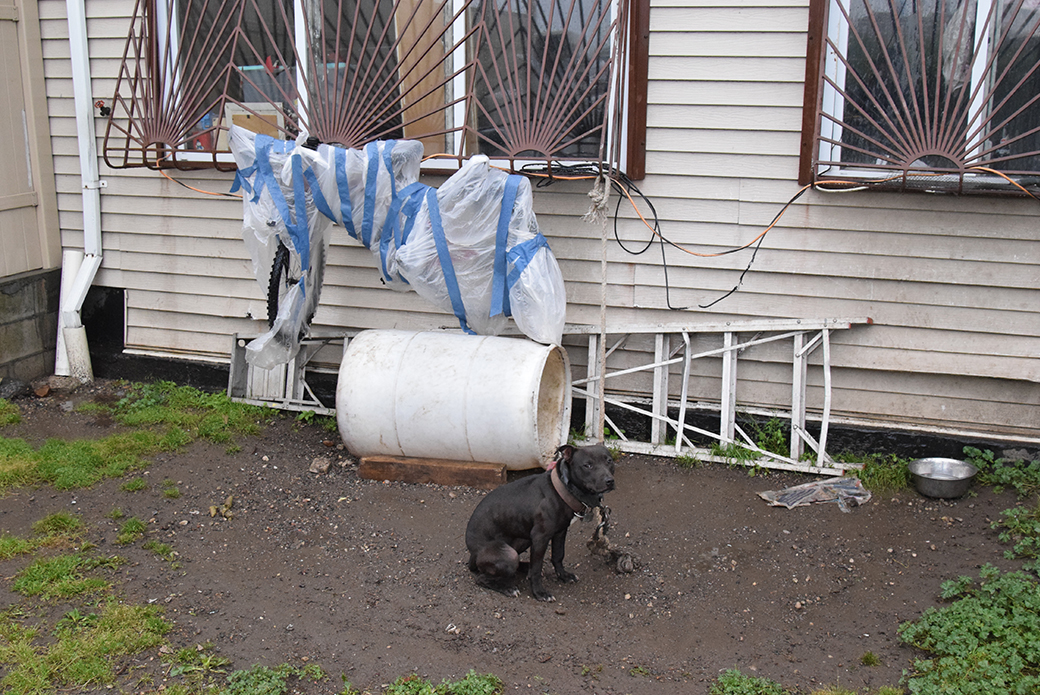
(56, 0, 104, 380)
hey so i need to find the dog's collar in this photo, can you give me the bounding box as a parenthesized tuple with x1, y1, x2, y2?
(550, 466, 588, 516)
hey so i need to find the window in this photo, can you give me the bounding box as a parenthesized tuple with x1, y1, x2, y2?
(103, 0, 649, 177)
(800, 0, 1040, 193)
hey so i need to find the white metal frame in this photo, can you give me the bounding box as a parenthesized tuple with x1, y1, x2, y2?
(568, 318, 873, 475)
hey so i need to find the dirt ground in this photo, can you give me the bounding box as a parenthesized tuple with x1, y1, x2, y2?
(0, 380, 1027, 694)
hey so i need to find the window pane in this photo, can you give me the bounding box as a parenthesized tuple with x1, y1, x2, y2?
(310, 0, 404, 142)
(988, 0, 1040, 172)
(471, 0, 613, 159)
(816, 0, 1040, 185)
(838, 0, 974, 171)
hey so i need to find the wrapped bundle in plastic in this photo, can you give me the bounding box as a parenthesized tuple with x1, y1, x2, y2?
(230, 126, 567, 366)
(389, 156, 567, 345)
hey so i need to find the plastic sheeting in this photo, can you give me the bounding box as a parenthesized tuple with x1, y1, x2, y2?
(758, 477, 872, 513)
(229, 126, 566, 368)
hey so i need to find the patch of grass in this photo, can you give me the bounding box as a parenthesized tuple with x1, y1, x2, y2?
(383, 670, 503, 695)
(106, 507, 125, 520)
(838, 452, 912, 493)
(0, 533, 34, 561)
(0, 600, 169, 693)
(674, 453, 700, 469)
(121, 476, 147, 492)
(0, 432, 171, 493)
(710, 668, 789, 694)
(32, 511, 83, 539)
(898, 564, 1040, 694)
(0, 437, 40, 490)
(162, 478, 181, 499)
(12, 553, 122, 600)
(111, 380, 270, 444)
(0, 398, 20, 426)
(116, 517, 147, 545)
(143, 539, 175, 562)
(860, 651, 882, 667)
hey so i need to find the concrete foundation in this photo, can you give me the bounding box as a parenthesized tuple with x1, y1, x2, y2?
(0, 268, 61, 383)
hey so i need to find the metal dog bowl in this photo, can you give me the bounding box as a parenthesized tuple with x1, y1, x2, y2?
(909, 458, 978, 499)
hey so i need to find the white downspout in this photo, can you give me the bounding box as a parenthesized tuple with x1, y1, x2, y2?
(56, 0, 104, 380)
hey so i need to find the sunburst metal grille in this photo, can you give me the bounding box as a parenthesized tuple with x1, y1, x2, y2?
(806, 0, 1040, 192)
(102, 0, 628, 171)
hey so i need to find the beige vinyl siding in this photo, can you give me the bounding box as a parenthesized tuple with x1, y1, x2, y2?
(39, 0, 1040, 441)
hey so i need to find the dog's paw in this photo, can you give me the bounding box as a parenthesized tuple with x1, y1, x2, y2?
(557, 571, 578, 584)
(535, 593, 556, 602)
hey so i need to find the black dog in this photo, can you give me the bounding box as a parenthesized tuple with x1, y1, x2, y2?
(465, 444, 616, 601)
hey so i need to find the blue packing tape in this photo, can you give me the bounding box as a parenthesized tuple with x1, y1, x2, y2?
(303, 165, 336, 222)
(289, 154, 310, 282)
(490, 175, 522, 318)
(381, 181, 428, 284)
(361, 142, 380, 249)
(506, 234, 551, 289)
(334, 147, 358, 239)
(427, 188, 473, 334)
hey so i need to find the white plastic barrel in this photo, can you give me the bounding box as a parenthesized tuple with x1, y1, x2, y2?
(336, 330, 570, 469)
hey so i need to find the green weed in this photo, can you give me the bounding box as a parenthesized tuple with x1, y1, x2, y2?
(994, 498, 1040, 576)
(860, 651, 882, 667)
(898, 564, 1040, 694)
(965, 447, 1040, 497)
(167, 643, 232, 686)
(0, 398, 20, 426)
(710, 668, 788, 695)
(383, 670, 503, 695)
(674, 453, 700, 469)
(223, 662, 325, 695)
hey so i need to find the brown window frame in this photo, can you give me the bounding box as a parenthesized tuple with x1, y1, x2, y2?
(799, 0, 1040, 195)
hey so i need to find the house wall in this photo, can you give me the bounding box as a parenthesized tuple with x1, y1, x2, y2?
(41, 0, 1039, 442)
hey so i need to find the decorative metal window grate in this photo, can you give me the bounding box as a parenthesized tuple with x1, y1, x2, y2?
(102, 0, 645, 175)
(800, 0, 1040, 194)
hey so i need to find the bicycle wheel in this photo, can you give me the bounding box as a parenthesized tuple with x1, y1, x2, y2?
(267, 240, 299, 328)
(266, 239, 326, 330)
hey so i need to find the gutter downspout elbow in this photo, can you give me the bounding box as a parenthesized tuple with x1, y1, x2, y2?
(56, 0, 103, 381)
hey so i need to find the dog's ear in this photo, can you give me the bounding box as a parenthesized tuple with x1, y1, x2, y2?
(555, 445, 575, 465)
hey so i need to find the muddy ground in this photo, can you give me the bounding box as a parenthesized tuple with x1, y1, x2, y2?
(0, 380, 1027, 694)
